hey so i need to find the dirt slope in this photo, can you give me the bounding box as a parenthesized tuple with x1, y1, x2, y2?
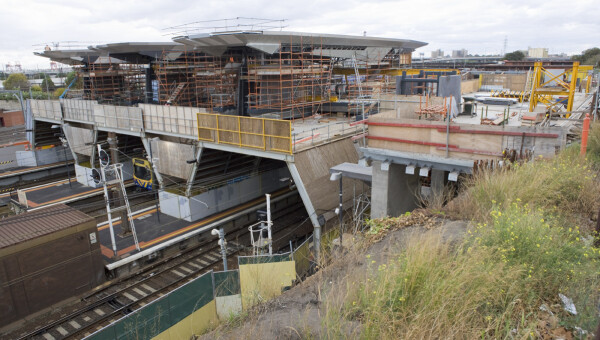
(201, 216, 468, 339)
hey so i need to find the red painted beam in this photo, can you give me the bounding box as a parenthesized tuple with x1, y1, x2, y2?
(293, 133, 320, 145)
(366, 121, 559, 138)
(367, 135, 458, 149)
(367, 121, 448, 129)
(350, 119, 368, 126)
(435, 127, 559, 138)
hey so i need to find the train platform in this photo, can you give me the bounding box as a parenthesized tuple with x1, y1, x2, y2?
(0, 178, 105, 208)
(97, 188, 294, 264)
(0, 161, 69, 178)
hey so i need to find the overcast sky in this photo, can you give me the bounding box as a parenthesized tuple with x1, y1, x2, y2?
(1, 0, 598, 69)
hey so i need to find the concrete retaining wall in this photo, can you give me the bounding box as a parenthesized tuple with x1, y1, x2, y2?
(293, 137, 361, 217)
(461, 79, 479, 94)
(367, 116, 566, 160)
(152, 140, 195, 180)
(63, 125, 94, 157)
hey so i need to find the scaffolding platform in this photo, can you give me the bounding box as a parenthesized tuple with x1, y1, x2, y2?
(25, 180, 105, 207)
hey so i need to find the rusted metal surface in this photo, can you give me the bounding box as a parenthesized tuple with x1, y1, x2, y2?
(0, 204, 93, 250)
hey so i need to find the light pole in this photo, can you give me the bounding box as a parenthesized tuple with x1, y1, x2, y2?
(11, 92, 24, 114)
(330, 172, 343, 250)
(52, 125, 72, 188)
(212, 228, 228, 270)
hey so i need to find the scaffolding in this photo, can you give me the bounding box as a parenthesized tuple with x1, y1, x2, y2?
(345, 50, 395, 118)
(246, 36, 332, 120)
(77, 57, 146, 105)
(155, 50, 240, 112)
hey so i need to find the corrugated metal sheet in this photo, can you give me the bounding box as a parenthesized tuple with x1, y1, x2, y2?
(0, 204, 93, 249)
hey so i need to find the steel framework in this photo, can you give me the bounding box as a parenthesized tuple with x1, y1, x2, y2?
(529, 61, 579, 113)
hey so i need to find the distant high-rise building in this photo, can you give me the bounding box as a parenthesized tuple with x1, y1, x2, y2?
(528, 48, 548, 58)
(431, 49, 444, 59)
(452, 49, 468, 58)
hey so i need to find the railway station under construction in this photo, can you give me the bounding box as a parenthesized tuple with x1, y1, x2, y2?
(1, 18, 598, 340)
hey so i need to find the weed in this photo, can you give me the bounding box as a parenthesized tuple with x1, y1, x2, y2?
(446, 149, 600, 223)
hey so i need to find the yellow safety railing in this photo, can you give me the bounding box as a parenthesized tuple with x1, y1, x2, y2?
(197, 113, 292, 155)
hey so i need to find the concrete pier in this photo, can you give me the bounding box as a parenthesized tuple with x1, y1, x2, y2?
(371, 161, 419, 218)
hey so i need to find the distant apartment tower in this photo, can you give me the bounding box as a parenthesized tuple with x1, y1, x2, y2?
(528, 48, 548, 58)
(452, 49, 468, 58)
(431, 49, 444, 59)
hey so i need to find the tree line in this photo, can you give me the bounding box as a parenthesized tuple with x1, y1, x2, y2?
(1, 71, 82, 99)
(503, 47, 600, 67)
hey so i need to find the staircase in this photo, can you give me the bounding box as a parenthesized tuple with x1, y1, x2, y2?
(167, 83, 187, 103)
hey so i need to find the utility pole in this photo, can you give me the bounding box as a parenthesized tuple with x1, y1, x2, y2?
(266, 194, 273, 256)
(107, 132, 131, 234)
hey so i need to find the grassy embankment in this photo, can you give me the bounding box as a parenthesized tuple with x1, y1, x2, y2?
(322, 129, 600, 338)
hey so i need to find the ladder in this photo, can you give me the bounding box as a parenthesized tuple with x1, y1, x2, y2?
(167, 82, 186, 103)
(104, 163, 140, 251)
(351, 54, 363, 98)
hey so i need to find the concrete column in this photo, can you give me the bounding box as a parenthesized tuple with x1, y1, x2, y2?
(371, 160, 390, 219)
(371, 161, 420, 218)
(286, 161, 321, 260)
(185, 145, 203, 197)
(430, 169, 446, 197)
(61, 123, 79, 164)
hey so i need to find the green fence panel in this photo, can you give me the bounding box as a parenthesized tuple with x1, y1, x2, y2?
(115, 298, 171, 340)
(168, 271, 214, 325)
(84, 272, 215, 340)
(292, 236, 314, 278)
(213, 270, 241, 297)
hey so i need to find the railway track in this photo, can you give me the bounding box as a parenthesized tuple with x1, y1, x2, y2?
(28, 246, 240, 340)
(14, 200, 307, 340)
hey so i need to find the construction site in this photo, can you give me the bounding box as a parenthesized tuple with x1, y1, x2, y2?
(0, 17, 598, 340)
